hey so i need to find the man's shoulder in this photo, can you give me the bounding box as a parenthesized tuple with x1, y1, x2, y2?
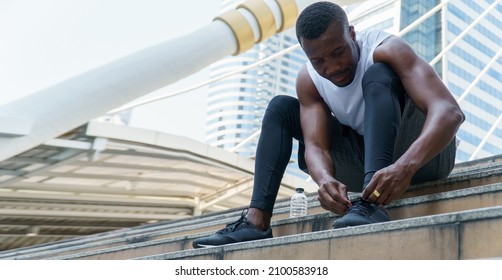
(358, 30, 391, 43)
(296, 65, 323, 104)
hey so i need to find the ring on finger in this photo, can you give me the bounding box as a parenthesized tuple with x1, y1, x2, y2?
(373, 189, 381, 198)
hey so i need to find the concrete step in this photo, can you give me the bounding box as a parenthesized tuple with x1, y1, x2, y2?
(405, 156, 502, 198)
(133, 205, 502, 260)
(43, 181, 502, 260)
(1, 155, 501, 259)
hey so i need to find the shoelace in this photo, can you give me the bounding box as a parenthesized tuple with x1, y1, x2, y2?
(347, 199, 372, 216)
(217, 208, 249, 234)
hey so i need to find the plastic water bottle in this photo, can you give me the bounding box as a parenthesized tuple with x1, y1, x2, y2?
(290, 188, 308, 218)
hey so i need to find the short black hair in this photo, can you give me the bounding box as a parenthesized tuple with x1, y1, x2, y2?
(295, 1, 349, 42)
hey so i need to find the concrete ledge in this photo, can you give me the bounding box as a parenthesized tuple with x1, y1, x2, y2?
(450, 154, 502, 171)
(43, 182, 502, 260)
(135, 205, 502, 260)
(0, 193, 319, 259)
(1, 155, 501, 259)
(406, 163, 502, 198)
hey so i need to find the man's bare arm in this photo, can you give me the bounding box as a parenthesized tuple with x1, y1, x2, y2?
(296, 65, 352, 214)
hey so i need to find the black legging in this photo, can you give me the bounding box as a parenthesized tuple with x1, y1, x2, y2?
(362, 63, 405, 186)
(250, 63, 406, 213)
(249, 95, 304, 213)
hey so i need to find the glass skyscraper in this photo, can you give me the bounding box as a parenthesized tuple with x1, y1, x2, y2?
(442, 0, 502, 161)
(206, 34, 305, 156)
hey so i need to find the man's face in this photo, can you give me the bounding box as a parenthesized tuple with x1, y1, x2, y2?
(301, 22, 360, 87)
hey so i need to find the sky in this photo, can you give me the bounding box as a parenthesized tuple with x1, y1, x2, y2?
(0, 0, 221, 141)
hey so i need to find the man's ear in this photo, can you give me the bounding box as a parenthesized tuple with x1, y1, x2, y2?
(349, 25, 356, 41)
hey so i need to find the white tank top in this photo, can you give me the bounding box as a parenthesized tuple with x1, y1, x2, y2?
(306, 30, 390, 135)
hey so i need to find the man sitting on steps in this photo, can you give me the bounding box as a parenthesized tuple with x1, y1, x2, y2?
(192, 1, 464, 248)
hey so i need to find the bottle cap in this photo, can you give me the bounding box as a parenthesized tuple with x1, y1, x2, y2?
(295, 188, 304, 192)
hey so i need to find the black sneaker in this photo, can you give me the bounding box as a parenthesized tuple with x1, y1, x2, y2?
(192, 209, 273, 248)
(332, 198, 390, 229)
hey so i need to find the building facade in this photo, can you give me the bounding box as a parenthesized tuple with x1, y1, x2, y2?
(442, 0, 502, 161)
